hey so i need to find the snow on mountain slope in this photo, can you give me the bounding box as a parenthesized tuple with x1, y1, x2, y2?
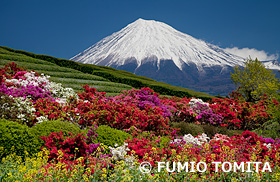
(262, 60, 280, 70)
(71, 18, 248, 72)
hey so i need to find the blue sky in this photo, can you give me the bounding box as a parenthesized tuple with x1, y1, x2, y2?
(1, 0, 279, 61)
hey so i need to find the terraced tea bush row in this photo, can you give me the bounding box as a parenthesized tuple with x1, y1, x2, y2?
(94, 86, 132, 93)
(49, 77, 132, 88)
(37, 71, 108, 81)
(61, 83, 130, 93)
(0, 54, 56, 65)
(0, 60, 81, 73)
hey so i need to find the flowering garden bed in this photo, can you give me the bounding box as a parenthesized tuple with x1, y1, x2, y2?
(0, 62, 280, 181)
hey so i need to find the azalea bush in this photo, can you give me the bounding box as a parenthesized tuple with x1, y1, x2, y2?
(161, 94, 277, 131)
(40, 132, 88, 163)
(0, 63, 77, 126)
(210, 96, 274, 130)
(0, 92, 22, 121)
(112, 87, 173, 118)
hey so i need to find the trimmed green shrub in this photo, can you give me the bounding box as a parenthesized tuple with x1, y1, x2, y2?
(201, 125, 219, 138)
(0, 119, 40, 159)
(221, 128, 243, 137)
(31, 119, 83, 147)
(201, 124, 243, 138)
(171, 122, 243, 138)
(94, 125, 132, 147)
(171, 122, 204, 136)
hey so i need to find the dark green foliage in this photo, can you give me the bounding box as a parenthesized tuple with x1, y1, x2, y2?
(254, 94, 280, 139)
(222, 128, 243, 137)
(201, 125, 221, 138)
(94, 125, 132, 147)
(171, 122, 243, 138)
(0, 119, 41, 159)
(30, 119, 83, 147)
(202, 124, 243, 138)
(254, 119, 280, 139)
(171, 122, 204, 136)
(269, 94, 280, 123)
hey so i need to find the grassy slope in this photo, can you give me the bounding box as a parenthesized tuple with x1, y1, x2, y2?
(0, 46, 213, 99)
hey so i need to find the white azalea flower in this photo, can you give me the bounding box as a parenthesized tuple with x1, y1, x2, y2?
(109, 143, 134, 165)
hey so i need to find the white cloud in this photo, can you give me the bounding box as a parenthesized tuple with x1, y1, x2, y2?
(224, 47, 279, 61)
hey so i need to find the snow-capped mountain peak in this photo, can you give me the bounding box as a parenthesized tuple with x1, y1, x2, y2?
(71, 18, 280, 96)
(71, 18, 246, 71)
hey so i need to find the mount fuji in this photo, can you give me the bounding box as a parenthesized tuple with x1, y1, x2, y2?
(71, 18, 280, 96)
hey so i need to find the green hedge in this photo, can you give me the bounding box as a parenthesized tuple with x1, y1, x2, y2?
(31, 119, 83, 147)
(0, 119, 40, 159)
(0, 54, 56, 65)
(171, 122, 243, 138)
(94, 125, 132, 147)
